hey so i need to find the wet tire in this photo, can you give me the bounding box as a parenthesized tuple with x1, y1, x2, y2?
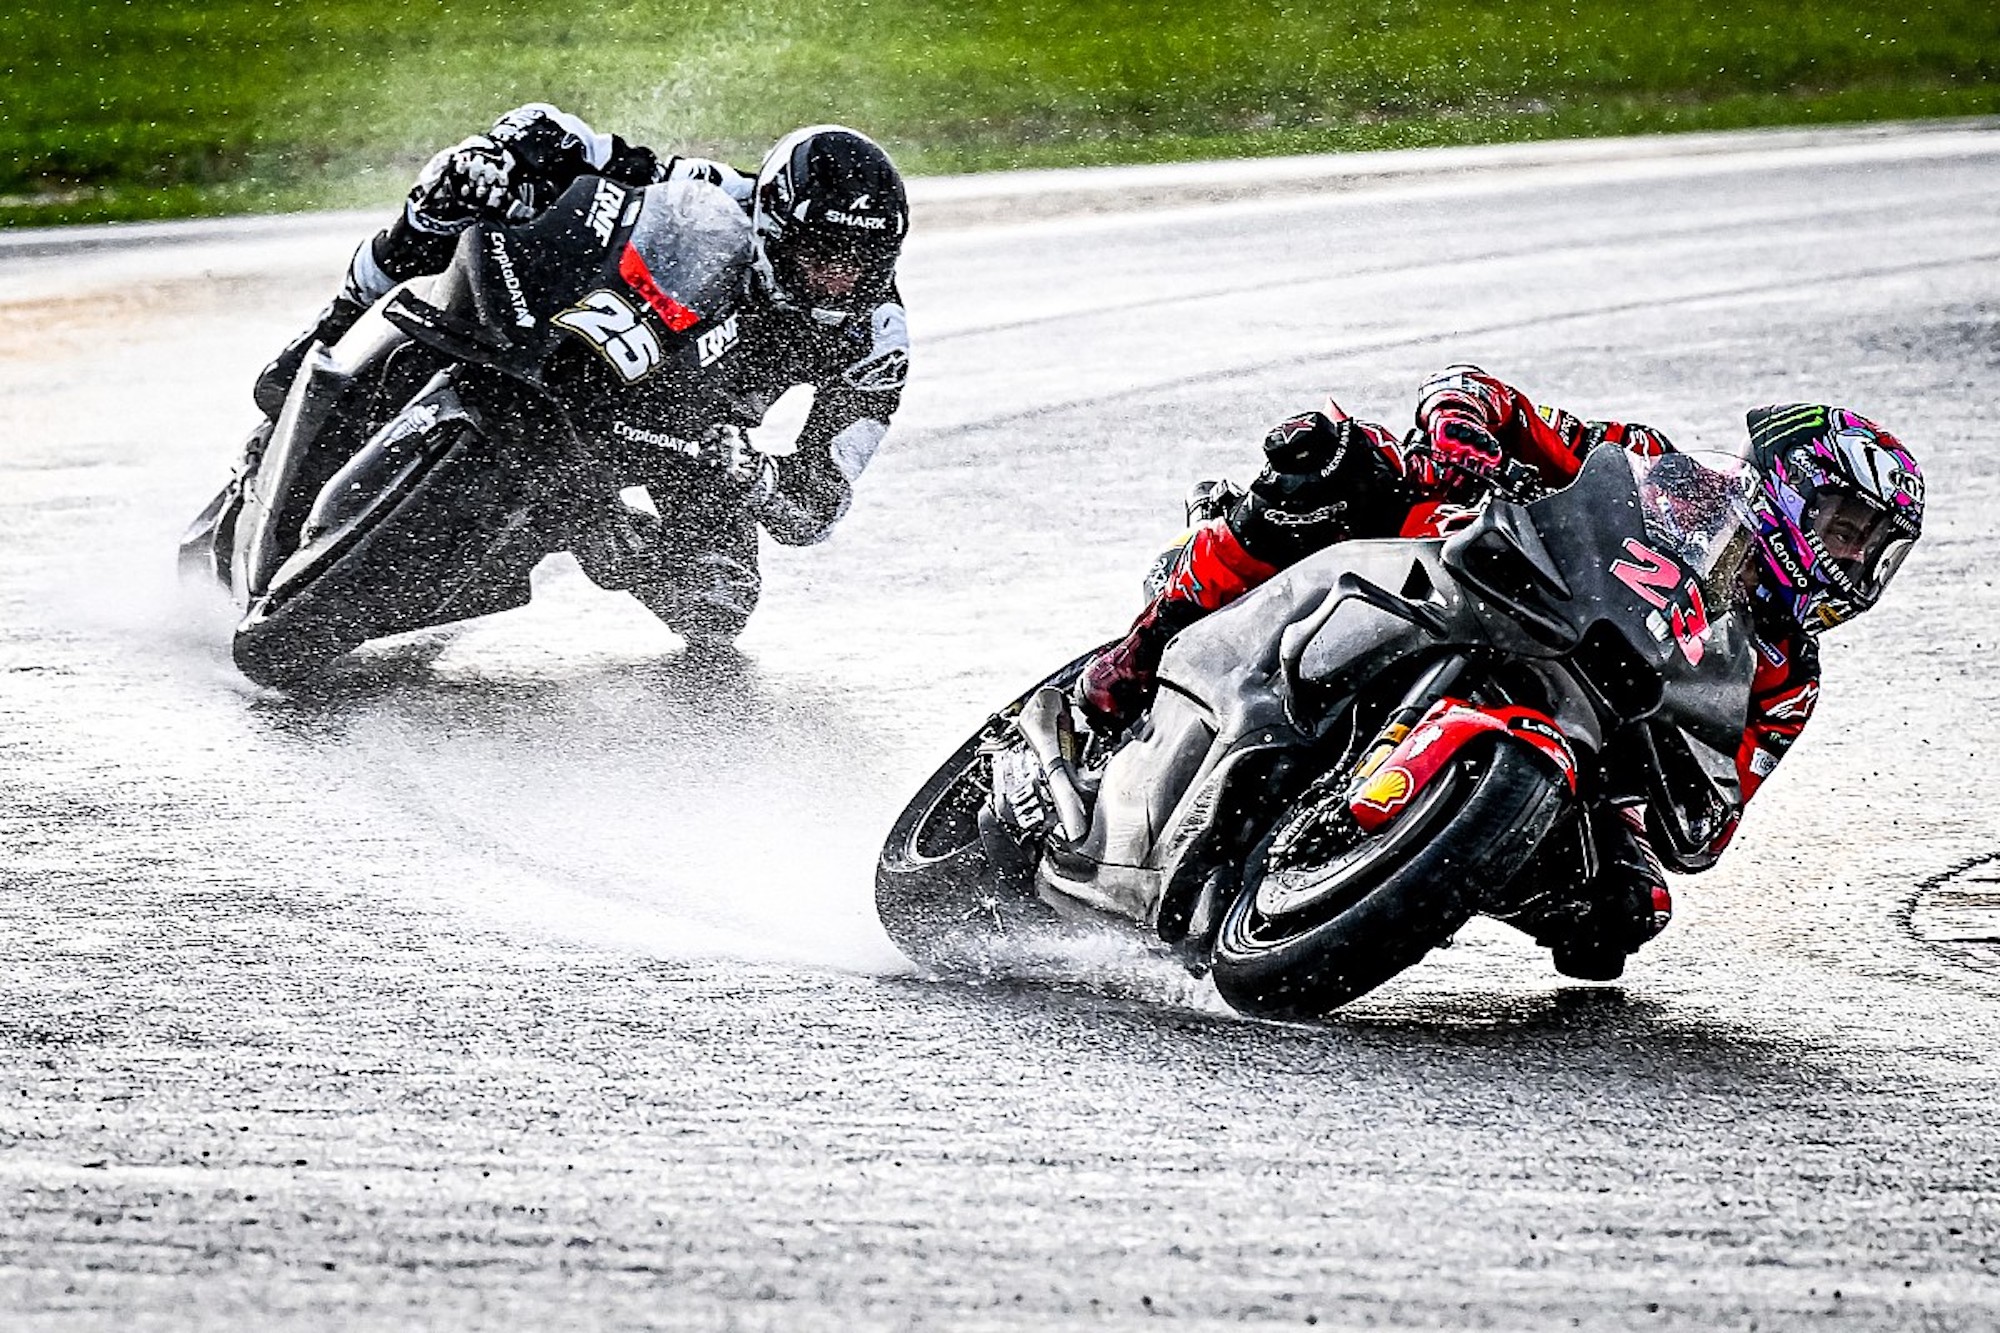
(1211, 744, 1566, 1021)
(874, 647, 1107, 971)
(874, 726, 1051, 971)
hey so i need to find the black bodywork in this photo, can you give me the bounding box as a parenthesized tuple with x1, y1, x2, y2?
(181, 174, 759, 685)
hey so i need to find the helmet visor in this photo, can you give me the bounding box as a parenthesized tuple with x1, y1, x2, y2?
(775, 224, 898, 314)
(1805, 487, 1911, 604)
(792, 249, 865, 301)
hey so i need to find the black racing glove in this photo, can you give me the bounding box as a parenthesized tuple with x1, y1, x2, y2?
(406, 135, 534, 234)
(1229, 412, 1396, 562)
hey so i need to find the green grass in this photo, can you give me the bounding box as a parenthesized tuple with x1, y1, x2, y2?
(5, 1, 1997, 226)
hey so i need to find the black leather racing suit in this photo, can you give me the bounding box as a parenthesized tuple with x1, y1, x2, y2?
(251, 103, 910, 644)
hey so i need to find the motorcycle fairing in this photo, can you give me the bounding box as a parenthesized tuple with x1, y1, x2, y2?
(234, 283, 441, 604)
(262, 371, 488, 618)
(619, 178, 753, 367)
(235, 348, 361, 604)
(463, 177, 627, 354)
(1440, 447, 1759, 752)
(1039, 539, 1485, 925)
(1040, 448, 1761, 931)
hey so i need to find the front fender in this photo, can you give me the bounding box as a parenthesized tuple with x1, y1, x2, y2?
(1350, 699, 1578, 833)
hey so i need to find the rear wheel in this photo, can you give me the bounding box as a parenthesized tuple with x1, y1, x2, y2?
(875, 726, 1051, 970)
(874, 648, 1107, 971)
(1211, 743, 1566, 1021)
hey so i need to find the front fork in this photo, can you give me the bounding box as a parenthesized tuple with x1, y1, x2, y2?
(1344, 654, 1471, 804)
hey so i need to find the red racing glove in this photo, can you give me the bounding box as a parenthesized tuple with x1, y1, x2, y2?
(1424, 416, 1505, 496)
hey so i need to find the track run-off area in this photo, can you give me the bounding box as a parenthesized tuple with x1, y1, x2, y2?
(2, 121, 1999, 1328)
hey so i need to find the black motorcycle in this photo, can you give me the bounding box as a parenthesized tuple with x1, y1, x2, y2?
(876, 446, 1760, 1020)
(180, 173, 752, 686)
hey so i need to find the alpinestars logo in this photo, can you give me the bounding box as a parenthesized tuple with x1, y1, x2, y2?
(1764, 681, 1820, 722)
(1274, 414, 1318, 444)
(1261, 503, 1346, 529)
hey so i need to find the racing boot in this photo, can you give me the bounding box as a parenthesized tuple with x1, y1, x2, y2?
(253, 292, 368, 419)
(633, 548, 762, 650)
(1532, 803, 1675, 981)
(571, 497, 669, 593)
(1074, 587, 1206, 732)
(1075, 515, 1277, 733)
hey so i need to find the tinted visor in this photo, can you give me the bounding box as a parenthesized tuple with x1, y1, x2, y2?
(1805, 487, 1911, 603)
(775, 222, 898, 311)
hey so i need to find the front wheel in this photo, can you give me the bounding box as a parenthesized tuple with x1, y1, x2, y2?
(1211, 743, 1566, 1021)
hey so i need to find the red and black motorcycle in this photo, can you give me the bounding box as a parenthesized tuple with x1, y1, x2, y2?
(877, 445, 1759, 1020)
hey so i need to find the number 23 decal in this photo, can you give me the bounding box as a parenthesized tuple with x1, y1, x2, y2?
(1611, 538, 1711, 665)
(553, 289, 663, 383)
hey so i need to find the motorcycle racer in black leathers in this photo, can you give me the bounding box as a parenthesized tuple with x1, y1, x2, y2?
(240, 103, 912, 646)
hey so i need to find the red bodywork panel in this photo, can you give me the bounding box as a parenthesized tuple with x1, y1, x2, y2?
(1348, 697, 1578, 833)
(619, 243, 701, 332)
(1398, 501, 1483, 539)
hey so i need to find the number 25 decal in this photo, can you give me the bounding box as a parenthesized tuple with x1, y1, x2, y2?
(1611, 538, 1711, 665)
(553, 289, 663, 383)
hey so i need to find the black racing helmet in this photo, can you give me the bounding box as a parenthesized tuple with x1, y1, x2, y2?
(750, 125, 908, 325)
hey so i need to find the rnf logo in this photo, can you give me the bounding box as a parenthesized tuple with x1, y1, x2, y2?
(697, 314, 741, 367)
(586, 182, 627, 245)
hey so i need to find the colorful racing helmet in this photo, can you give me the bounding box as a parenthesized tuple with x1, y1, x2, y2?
(1744, 403, 1924, 633)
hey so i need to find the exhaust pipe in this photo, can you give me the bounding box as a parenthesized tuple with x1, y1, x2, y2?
(1017, 687, 1092, 844)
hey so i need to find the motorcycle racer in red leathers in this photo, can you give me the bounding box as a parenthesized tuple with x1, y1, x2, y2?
(1076, 365, 1925, 980)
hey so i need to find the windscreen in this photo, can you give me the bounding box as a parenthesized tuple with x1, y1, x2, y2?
(1629, 449, 1758, 587)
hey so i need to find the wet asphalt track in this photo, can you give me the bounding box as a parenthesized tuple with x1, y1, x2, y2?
(3, 122, 2000, 1329)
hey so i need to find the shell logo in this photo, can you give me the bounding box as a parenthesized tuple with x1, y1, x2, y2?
(1356, 765, 1415, 813)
